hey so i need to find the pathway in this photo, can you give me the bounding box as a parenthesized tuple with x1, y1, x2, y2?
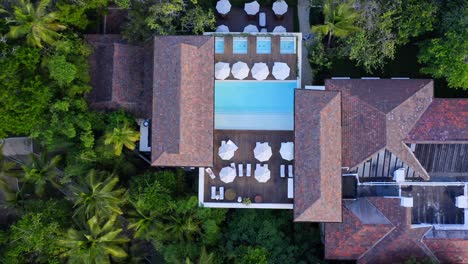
(297, 0, 313, 86)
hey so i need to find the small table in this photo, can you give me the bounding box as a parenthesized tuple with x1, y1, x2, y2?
(255, 195, 263, 203)
(225, 188, 236, 201)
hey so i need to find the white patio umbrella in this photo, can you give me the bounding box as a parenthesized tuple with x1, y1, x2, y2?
(273, 25, 287, 33)
(254, 142, 272, 162)
(218, 140, 238, 160)
(272, 0, 288, 15)
(280, 142, 294, 161)
(272, 62, 290, 80)
(216, 25, 230, 33)
(216, 0, 232, 15)
(244, 1, 260, 15)
(243, 24, 259, 33)
(251, 63, 270, 80)
(231, 61, 250, 80)
(255, 165, 271, 183)
(220, 166, 236, 183)
(215, 62, 230, 80)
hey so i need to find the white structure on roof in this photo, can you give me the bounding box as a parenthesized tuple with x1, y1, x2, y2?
(393, 168, 406, 182)
(215, 62, 230, 80)
(400, 197, 413, 207)
(243, 24, 259, 33)
(216, 25, 230, 33)
(251, 62, 269, 80)
(139, 119, 151, 152)
(216, 0, 231, 15)
(254, 142, 272, 162)
(218, 140, 238, 160)
(244, 1, 260, 15)
(280, 142, 294, 161)
(273, 25, 287, 32)
(456, 196, 468, 208)
(231, 61, 250, 80)
(220, 166, 236, 183)
(255, 164, 271, 183)
(272, 62, 290, 80)
(272, 0, 288, 15)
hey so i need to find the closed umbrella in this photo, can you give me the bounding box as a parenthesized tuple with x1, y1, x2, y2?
(254, 142, 272, 162)
(251, 63, 269, 80)
(218, 140, 238, 160)
(272, 62, 290, 80)
(280, 142, 294, 161)
(243, 24, 259, 33)
(216, 25, 230, 32)
(231, 61, 250, 80)
(255, 165, 271, 183)
(216, 0, 231, 15)
(272, 0, 288, 16)
(215, 62, 230, 80)
(244, 1, 260, 15)
(220, 166, 236, 183)
(273, 25, 286, 33)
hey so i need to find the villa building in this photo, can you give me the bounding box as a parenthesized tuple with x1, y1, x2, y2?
(85, 29, 468, 262)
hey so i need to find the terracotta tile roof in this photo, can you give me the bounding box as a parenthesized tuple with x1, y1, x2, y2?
(325, 197, 438, 264)
(84, 34, 152, 117)
(325, 79, 434, 179)
(423, 238, 468, 264)
(151, 36, 214, 167)
(406, 99, 468, 142)
(294, 90, 342, 222)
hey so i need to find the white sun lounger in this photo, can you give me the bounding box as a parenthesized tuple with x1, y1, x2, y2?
(287, 178, 294, 198)
(211, 186, 217, 199)
(205, 168, 216, 179)
(280, 165, 285, 178)
(288, 165, 293, 177)
(259, 12, 266, 27)
(238, 164, 244, 177)
(219, 187, 224, 200)
(246, 164, 252, 176)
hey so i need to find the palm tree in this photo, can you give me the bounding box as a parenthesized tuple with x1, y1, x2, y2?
(0, 145, 20, 204)
(69, 170, 127, 220)
(311, 0, 360, 47)
(104, 123, 140, 156)
(6, 0, 66, 48)
(60, 214, 129, 264)
(21, 151, 62, 197)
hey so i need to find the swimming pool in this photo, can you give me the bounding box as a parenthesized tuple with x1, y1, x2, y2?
(215, 37, 224, 54)
(256, 37, 271, 54)
(280, 37, 296, 54)
(215, 81, 298, 130)
(233, 37, 248, 54)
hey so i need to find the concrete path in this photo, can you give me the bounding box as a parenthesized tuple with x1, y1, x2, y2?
(297, 0, 314, 86)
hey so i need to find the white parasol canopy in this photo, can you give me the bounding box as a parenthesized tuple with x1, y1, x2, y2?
(243, 24, 259, 33)
(215, 62, 230, 80)
(218, 140, 238, 160)
(254, 142, 272, 162)
(279, 142, 294, 161)
(273, 25, 287, 33)
(251, 63, 270, 80)
(244, 1, 260, 15)
(255, 165, 271, 183)
(216, 25, 230, 32)
(216, 0, 232, 15)
(220, 166, 236, 183)
(231, 61, 250, 80)
(272, 62, 290, 80)
(272, 0, 288, 15)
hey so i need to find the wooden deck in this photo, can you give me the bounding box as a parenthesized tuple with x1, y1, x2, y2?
(216, 7, 294, 33)
(215, 35, 297, 81)
(204, 130, 294, 204)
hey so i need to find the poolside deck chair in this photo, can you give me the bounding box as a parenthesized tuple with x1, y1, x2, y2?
(238, 164, 244, 177)
(280, 165, 285, 178)
(246, 164, 252, 176)
(205, 168, 216, 179)
(219, 187, 225, 200)
(288, 165, 293, 177)
(287, 178, 294, 198)
(211, 186, 217, 200)
(259, 12, 266, 27)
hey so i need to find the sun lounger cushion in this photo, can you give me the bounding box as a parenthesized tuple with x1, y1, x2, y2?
(219, 187, 225, 200)
(246, 164, 252, 177)
(238, 164, 243, 177)
(288, 165, 293, 177)
(205, 168, 216, 179)
(211, 186, 217, 199)
(287, 178, 294, 198)
(280, 165, 285, 178)
(259, 12, 266, 27)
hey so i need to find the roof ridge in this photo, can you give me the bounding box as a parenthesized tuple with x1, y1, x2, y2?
(418, 226, 440, 263)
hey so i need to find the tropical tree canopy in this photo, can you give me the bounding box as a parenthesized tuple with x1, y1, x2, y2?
(104, 122, 140, 156)
(21, 151, 62, 197)
(6, 0, 66, 48)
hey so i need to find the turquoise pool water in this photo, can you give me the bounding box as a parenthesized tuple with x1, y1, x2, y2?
(215, 38, 224, 54)
(233, 38, 248, 54)
(215, 81, 298, 130)
(280, 37, 296, 54)
(256, 38, 271, 54)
